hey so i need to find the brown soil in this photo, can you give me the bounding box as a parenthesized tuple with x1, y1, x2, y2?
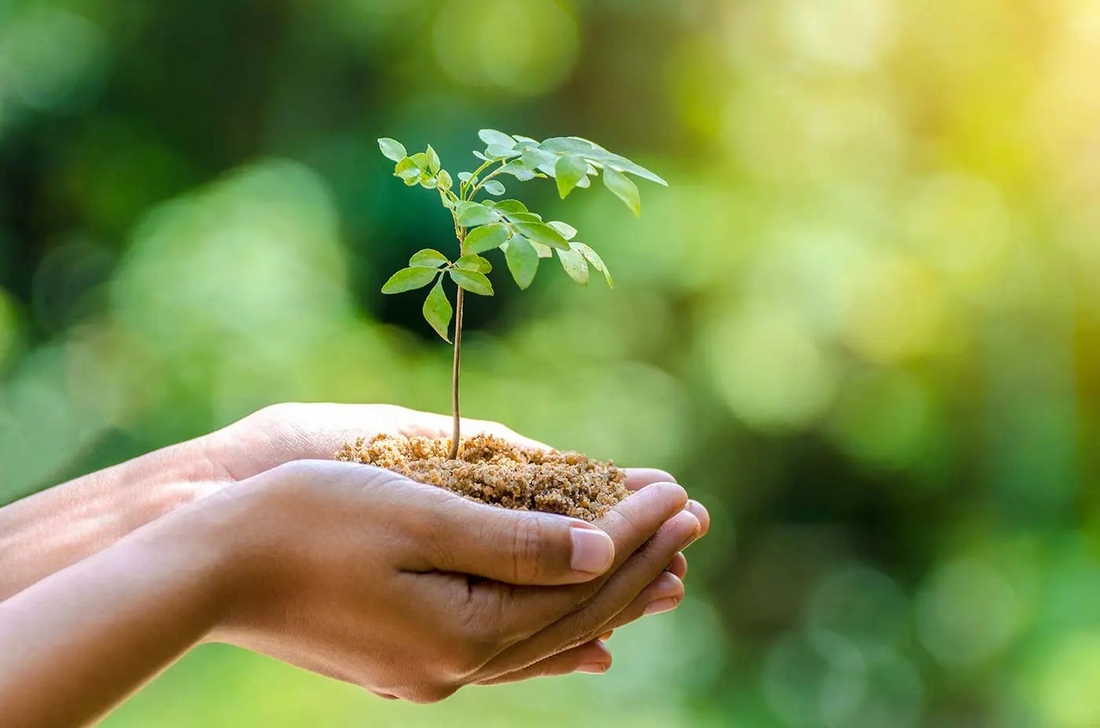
(335, 434, 629, 521)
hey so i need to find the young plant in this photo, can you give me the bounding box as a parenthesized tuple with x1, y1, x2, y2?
(377, 129, 666, 459)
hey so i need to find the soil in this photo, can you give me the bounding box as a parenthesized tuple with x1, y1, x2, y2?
(335, 434, 629, 521)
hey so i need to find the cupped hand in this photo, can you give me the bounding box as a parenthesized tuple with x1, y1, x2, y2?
(200, 458, 702, 703)
(204, 403, 710, 539)
(201, 403, 709, 685)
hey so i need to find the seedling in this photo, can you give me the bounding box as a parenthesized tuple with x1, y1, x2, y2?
(377, 130, 666, 459)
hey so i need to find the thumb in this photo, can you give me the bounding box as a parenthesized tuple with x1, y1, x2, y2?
(428, 501, 616, 586)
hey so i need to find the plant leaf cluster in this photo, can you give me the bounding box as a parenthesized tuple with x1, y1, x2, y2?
(377, 130, 665, 340)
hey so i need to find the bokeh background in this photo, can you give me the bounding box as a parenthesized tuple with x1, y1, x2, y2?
(2, 0, 1099, 725)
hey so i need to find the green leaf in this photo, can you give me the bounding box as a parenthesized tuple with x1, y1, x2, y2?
(540, 137, 595, 155)
(505, 235, 539, 289)
(437, 169, 453, 191)
(420, 176, 437, 189)
(378, 138, 407, 163)
(557, 247, 589, 285)
(512, 134, 538, 144)
(499, 160, 538, 181)
(541, 137, 667, 186)
(521, 147, 554, 169)
(485, 144, 521, 160)
(423, 279, 452, 341)
(572, 243, 613, 287)
(547, 221, 577, 240)
(410, 152, 431, 170)
(493, 199, 528, 214)
(456, 254, 492, 273)
(555, 154, 588, 198)
(602, 166, 641, 216)
(458, 172, 475, 184)
(463, 222, 509, 254)
(450, 269, 494, 296)
(514, 222, 570, 250)
(426, 145, 441, 174)
(409, 249, 448, 268)
(394, 158, 421, 181)
(382, 266, 438, 294)
(479, 129, 516, 149)
(473, 150, 491, 162)
(456, 201, 499, 227)
(598, 156, 664, 186)
(482, 179, 506, 196)
(530, 240, 554, 258)
(506, 211, 543, 224)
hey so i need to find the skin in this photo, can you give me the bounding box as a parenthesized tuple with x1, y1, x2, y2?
(0, 404, 710, 727)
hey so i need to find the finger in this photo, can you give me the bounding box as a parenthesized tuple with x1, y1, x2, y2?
(476, 640, 612, 685)
(597, 556, 686, 641)
(592, 483, 689, 574)
(415, 498, 616, 585)
(623, 468, 677, 491)
(668, 552, 687, 580)
(684, 499, 710, 538)
(478, 482, 690, 633)
(602, 572, 685, 632)
(475, 510, 700, 680)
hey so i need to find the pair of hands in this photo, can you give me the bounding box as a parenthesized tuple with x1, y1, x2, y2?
(0, 403, 709, 726)
(194, 404, 708, 702)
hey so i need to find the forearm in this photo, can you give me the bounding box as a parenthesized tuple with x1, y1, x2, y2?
(0, 436, 225, 602)
(0, 500, 233, 728)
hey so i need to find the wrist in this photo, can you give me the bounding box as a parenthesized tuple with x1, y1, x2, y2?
(65, 434, 229, 548)
(139, 485, 253, 643)
(0, 435, 228, 602)
(181, 471, 296, 642)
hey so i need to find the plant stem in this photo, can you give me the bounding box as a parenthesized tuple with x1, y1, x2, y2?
(449, 287, 464, 460)
(468, 161, 509, 198)
(446, 156, 507, 460)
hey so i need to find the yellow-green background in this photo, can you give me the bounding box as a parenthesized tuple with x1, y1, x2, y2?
(2, 0, 1099, 725)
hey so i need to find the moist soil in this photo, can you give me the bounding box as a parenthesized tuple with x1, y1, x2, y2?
(335, 434, 628, 521)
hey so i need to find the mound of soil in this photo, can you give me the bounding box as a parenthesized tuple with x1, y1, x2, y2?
(335, 434, 628, 521)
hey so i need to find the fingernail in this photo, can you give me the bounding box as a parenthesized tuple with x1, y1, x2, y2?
(571, 528, 614, 575)
(598, 630, 614, 641)
(644, 597, 680, 616)
(578, 662, 610, 674)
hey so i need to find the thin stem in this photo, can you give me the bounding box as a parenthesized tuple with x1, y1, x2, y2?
(447, 225, 467, 461)
(468, 161, 509, 199)
(449, 286, 464, 460)
(461, 159, 497, 199)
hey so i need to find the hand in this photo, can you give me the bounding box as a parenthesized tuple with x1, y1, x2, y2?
(200, 458, 702, 702)
(204, 402, 554, 482)
(201, 403, 709, 681)
(204, 402, 710, 571)
(2, 400, 707, 690)
(0, 453, 706, 725)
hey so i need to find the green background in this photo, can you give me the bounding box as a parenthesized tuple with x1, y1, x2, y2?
(2, 0, 1099, 725)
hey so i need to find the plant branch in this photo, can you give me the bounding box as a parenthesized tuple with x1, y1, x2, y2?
(460, 159, 497, 199)
(468, 162, 509, 199)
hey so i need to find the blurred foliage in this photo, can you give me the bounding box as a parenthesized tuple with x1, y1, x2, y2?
(2, 0, 1099, 725)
